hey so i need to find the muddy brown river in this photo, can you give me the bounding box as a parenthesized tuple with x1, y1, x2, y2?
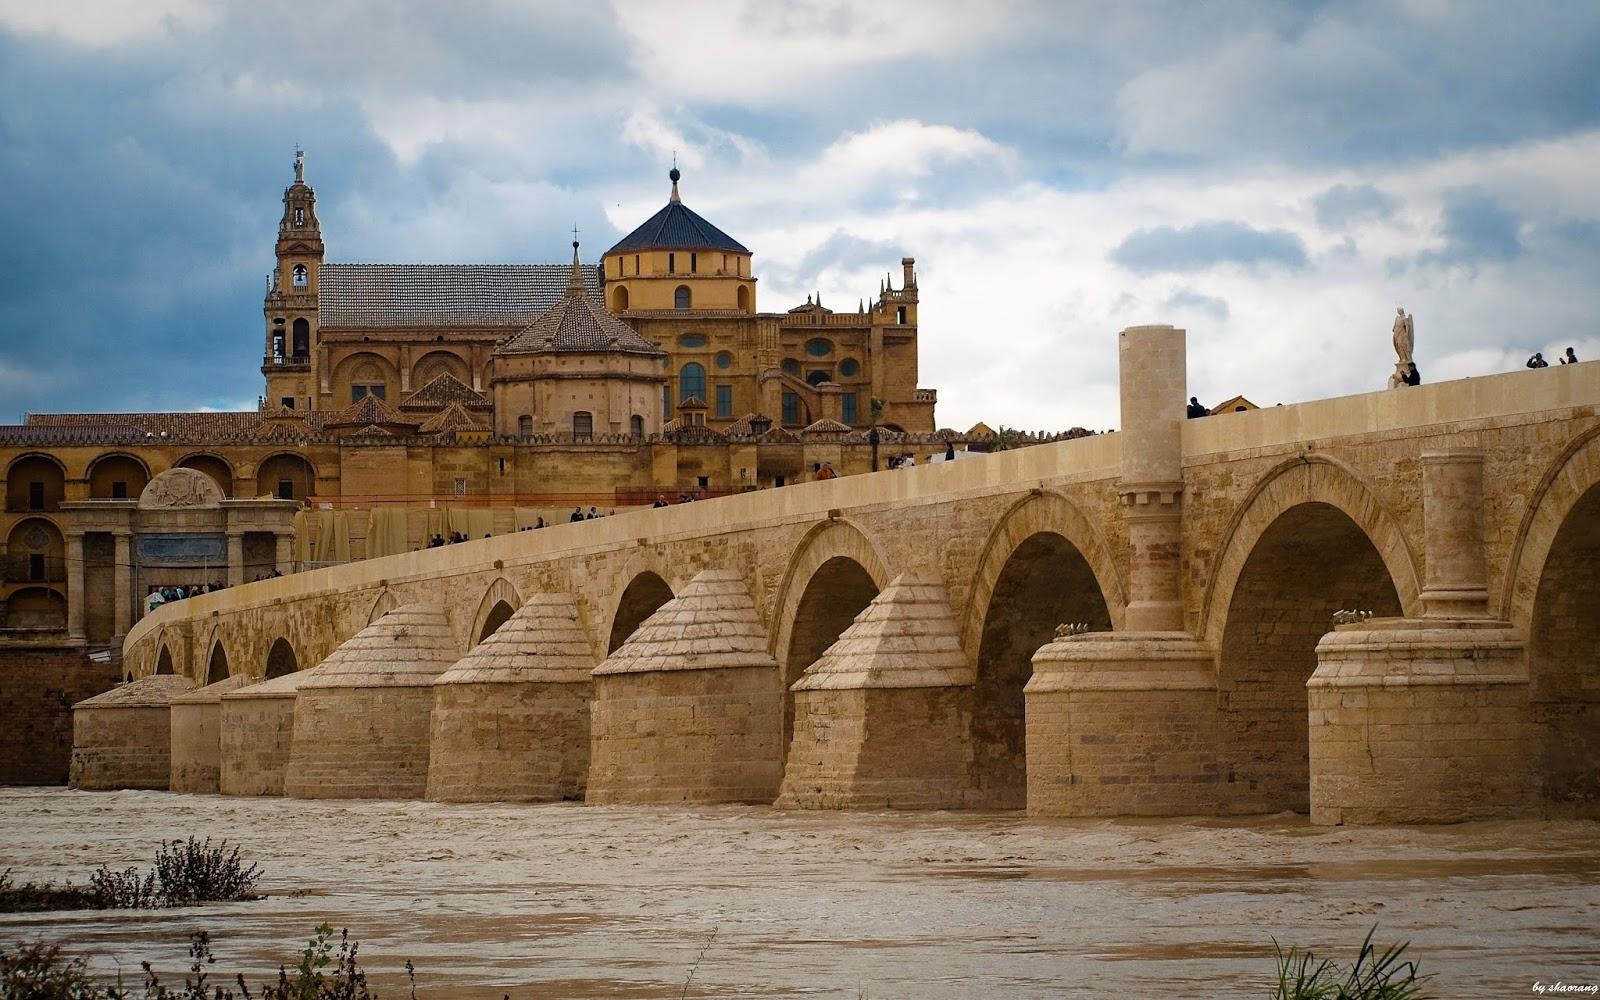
(1, 789, 1596, 997)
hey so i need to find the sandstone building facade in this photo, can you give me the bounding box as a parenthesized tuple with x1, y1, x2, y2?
(0, 155, 947, 651)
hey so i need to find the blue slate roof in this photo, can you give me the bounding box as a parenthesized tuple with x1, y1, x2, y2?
(606, 201, 748, 255)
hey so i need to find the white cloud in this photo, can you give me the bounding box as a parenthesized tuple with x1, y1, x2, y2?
(615, 0, 1015, 105)
(0, 0, 214, 47)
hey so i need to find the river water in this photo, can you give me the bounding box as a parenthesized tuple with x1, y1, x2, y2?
(1, 788, 1596, 998)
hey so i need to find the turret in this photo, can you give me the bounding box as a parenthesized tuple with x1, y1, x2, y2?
(261, 149, 325, 410)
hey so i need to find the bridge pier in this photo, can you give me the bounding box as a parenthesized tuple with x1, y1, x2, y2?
(778, 573, 975, 809)
(170, 675, 248, 793)
(284, 604, 457, 800)
(427, 593, 595, 803)
(1027, 325, 1224, 816)
(1309, 449, 1537, 824)
(587, 570, 784, 804)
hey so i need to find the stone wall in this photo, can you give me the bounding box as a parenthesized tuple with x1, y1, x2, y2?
(0, 643, 117, 784)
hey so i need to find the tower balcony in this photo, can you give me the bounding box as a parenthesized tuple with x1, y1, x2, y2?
(262, 354, 312, 373)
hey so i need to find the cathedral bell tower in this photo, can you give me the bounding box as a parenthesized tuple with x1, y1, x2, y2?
(261, 149, 325, 411)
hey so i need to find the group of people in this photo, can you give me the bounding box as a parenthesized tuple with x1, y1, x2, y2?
(884, 442, 959, 469)
(427, 531, 485, 546)
(569, 506, 617, 521)
(144, 581, 227, 614)
(1527, 348, 1580, 368)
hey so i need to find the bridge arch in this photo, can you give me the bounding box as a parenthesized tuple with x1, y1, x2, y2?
(366, 588, 399, 625)
(264, 637, 297, 679)
(1202, 456, 1420, 645)
(1502, 425, 1600, 631)
(205, 634, 230, 684)
(964, 490, 1122, 808)
(605, 558, 677, 654)
(1503, 426, 1600, 813)
(769, 518, 893, 753)
(1205, 456, 1412, 814)
(470, 577, 522, 643)
(155, 643, 175, 676)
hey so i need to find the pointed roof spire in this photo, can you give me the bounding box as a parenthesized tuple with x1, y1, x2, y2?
(566, 230, 586, 297)
(668, 156, 682, 204)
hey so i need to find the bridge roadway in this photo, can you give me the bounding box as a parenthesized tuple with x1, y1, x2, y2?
(99, 327, 1600, 824)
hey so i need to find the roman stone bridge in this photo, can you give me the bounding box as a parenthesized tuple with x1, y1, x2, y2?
(96, 327, 1600, 824)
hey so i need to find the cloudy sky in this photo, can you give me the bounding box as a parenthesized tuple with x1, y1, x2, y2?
(1, 0, 1597, 431)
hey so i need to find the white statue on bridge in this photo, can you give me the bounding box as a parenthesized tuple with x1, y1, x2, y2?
(1389, 306, 1415, 387)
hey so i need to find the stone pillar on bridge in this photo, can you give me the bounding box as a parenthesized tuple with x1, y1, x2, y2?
(1025, 325, 1220, 817)
(1309, 447, 1536, 824)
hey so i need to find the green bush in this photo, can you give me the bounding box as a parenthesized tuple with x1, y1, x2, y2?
(0, 839, 260, 913)
(0, 924, 380, 1000)
(1272, 927, 1432, 999)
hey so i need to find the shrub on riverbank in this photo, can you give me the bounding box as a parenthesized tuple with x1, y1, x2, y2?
(1, 924, 377, 1000)
(0, 838, 260, 913)
(1273, 927, 1431, 999)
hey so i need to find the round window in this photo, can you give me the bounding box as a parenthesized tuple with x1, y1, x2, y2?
(839, 358, 860, 377)
(805, 338, 833, 357)
(715, 352, 733, 370)
(781, 358, 800, 376)
(679, 334, 707, 349)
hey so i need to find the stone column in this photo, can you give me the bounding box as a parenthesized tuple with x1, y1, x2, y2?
(112, 531, 132, 639)
(1419, 448, 1490, 617)
(1025, 325, 1219, 818)
(1117, 325, 1186, 632)
(1308, 446, 1534, 824)
(274, 532, 293, 575)
(226, 531, 244, 588)
(66, 531, 86, 640)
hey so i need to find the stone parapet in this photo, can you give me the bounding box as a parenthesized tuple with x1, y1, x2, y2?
(69, 674, 195, 790)
(780, 573, 974, 809)
(1026, 632, 1219, 817)
(169, 674, 248, 793)
(1309, 618, 1534, 825)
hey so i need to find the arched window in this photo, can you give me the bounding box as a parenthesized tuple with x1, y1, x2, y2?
(630, 414, 645, 438)
(679, 362, 706, 404)
(674, 285, 691, 310)
(737, 285, 751, 311)
(573, 411, 593, 439)
(517, 415, 532, 439)
(292, 318, 310, 358)
(807, 370, 831, 386)
(293, 208, 305, 227)
(292, 265, 308, 288)
(612, 285, 630, 311)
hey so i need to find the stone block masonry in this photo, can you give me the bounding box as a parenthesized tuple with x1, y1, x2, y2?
(0, 644, 118, 784)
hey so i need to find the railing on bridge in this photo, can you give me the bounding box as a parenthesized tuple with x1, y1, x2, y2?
(304, 487, 745, 510)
